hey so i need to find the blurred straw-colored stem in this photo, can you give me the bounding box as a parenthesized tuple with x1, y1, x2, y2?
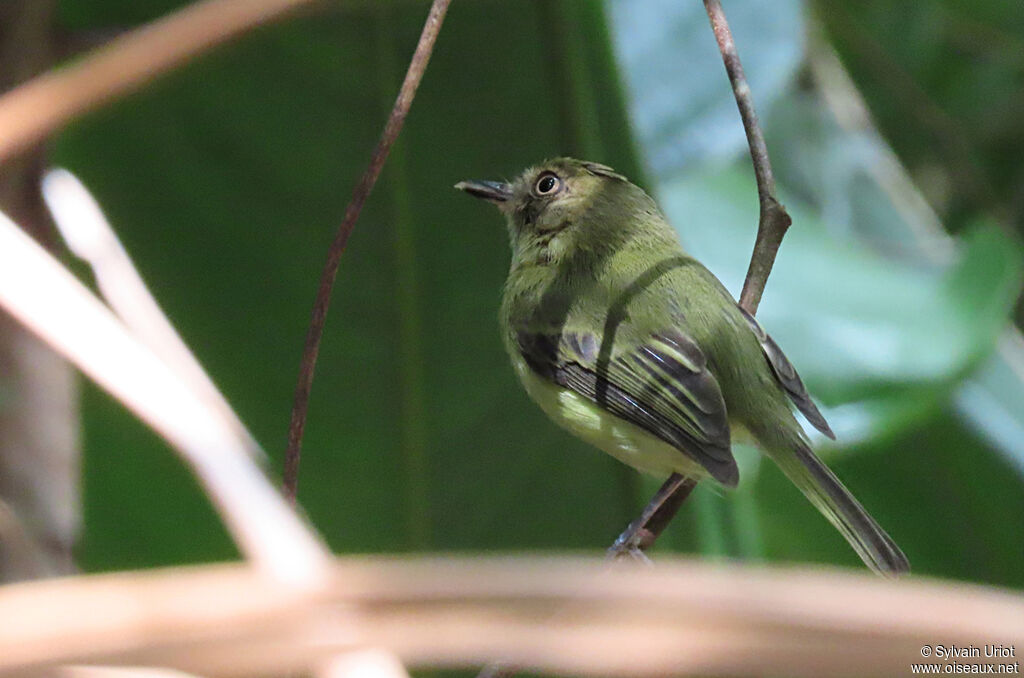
(0, 0, 319, 164)
(1, 556, 1021, 677)
(0, 210, 329, 583)
(58, 668, 207, 678)
(41, 169, 260, 459)
(319, 650, 412, 678)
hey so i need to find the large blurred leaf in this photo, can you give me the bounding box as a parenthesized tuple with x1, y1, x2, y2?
(660, 167, 1020, 404)
(760, 43, 1024, 479)
(815, 0, 1024, 237)
(608, 0, 803, 175)
(609, 0, 1020, 421)
(780, 2, 1024, 482)
(954, 340, 1024, 477)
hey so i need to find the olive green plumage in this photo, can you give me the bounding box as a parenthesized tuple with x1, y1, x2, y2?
(456, 158, 908, 576)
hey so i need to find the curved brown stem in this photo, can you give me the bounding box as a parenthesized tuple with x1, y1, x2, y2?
(704, 0, 792, 316)
(282, 0, 452, 503)
(614, 0, 793, 561)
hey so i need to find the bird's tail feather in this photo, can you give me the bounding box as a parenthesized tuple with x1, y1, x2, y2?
(773, 441, 910, 577)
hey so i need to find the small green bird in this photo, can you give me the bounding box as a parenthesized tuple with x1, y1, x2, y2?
(456, 157, 909, 576)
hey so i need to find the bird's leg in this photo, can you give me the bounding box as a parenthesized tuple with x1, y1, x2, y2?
(607, 473, 698, 563)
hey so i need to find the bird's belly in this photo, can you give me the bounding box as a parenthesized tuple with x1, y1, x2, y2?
(512, 355, 710, 479)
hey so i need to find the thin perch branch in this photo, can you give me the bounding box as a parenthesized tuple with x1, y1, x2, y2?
(282, 0, 452, 503)
(704, 0, 792, 316)
(614, 0, 794, 558)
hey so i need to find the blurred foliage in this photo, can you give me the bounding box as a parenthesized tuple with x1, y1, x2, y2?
(45, 0, 1024, 590)
(816, 0, 1024, 234)
(815, 0, 1024, 326)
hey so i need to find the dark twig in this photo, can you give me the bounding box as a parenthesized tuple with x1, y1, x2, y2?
(282, 0, 451, 503)
(609, 0, 793, 559)
(607, 474, 696, 560)
(705, 0, 792, 316)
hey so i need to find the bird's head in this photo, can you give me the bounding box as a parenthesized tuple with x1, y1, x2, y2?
(456, 158, 656, 266)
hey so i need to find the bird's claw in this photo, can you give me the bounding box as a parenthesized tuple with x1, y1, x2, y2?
(605, 542, 654, 565)
(606, 527, 656, 565)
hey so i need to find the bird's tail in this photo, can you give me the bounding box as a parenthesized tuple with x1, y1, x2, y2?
(771, 440, 909, 577)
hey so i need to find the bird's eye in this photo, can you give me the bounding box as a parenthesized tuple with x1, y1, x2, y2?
(534, 173, 561, 196)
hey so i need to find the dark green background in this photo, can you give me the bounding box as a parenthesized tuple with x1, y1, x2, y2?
(50, 0, 1024, 589)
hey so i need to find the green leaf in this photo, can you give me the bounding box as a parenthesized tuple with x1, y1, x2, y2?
(659, 167, 1021, 404)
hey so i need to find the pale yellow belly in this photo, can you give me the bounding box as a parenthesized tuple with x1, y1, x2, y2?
(512, 354, 714, 479)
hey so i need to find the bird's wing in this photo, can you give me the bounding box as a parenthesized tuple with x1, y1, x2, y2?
(737, 307, 835, 439)
(516, 327, 738, 486)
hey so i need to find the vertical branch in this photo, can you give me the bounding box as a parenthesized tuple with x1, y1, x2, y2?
(282, 0, 452, 503)
(0, 0, 80, 582)
(610, 0, 795, 561)
(704, 0, 792, 315)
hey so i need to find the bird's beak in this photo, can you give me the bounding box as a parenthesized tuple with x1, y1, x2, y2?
(454, 179, 512, 204)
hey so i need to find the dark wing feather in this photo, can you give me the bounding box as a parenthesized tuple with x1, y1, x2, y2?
(738, 308, 835, 439)
(517, 329, 738, 486)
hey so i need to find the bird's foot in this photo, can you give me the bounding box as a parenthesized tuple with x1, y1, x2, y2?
(605, 525, 655, 565)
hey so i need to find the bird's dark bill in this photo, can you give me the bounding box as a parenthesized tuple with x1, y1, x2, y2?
(454, 179, 512, 203)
